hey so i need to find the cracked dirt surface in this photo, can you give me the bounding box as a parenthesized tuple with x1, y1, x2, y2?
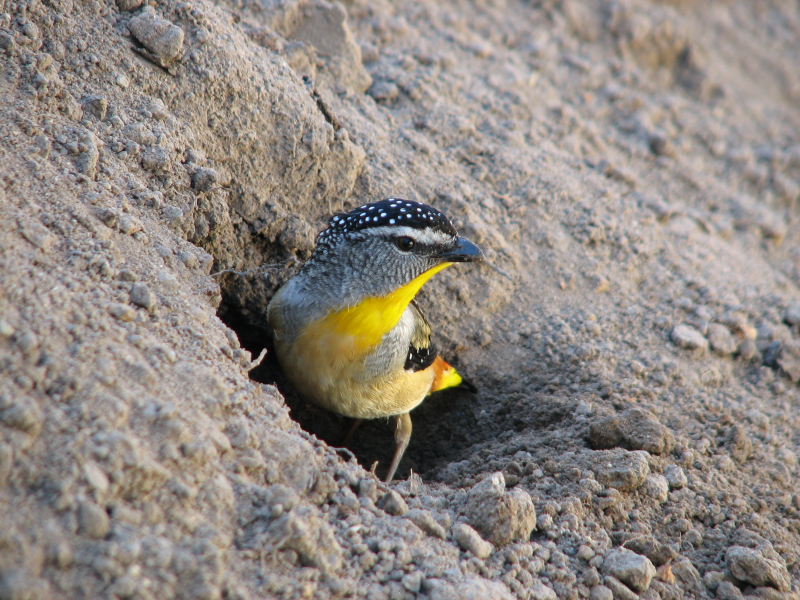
(1, 0, 800, 598)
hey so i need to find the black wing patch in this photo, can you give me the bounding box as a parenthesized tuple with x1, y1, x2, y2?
(405, 343, 437, 372)
(404, 300, 437, 372)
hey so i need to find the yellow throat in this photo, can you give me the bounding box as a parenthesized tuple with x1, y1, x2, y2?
(303, 262, 452, 351)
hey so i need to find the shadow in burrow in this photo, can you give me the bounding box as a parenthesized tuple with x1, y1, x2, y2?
(218, 275, 583, 481)
(213, 241, 580, 481)
(217, 269, 491, 480)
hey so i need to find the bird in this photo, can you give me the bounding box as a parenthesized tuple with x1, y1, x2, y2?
(267, 198, 483, 482)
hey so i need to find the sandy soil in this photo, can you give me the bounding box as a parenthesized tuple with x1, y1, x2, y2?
(1, 0, 799, 598)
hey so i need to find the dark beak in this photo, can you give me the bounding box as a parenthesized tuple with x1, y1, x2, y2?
(438, 237, 484, 263)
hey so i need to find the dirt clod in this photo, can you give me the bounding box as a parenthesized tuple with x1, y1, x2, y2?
(588, 407, 674, 455)
(453, 523, 493, 559)
(601, 547, 656, 593)
(671, 324, 709, 352)
(376, 489, 408, 516)
(128, 8, 185, 64)
(129, 283, 155, 311)
(465, 472, 536, 546)
(1, 0, 799, 596)
(726, 544, 792, 592)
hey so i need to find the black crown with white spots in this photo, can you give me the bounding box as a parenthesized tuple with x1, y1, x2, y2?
(316, 198, 457, 245)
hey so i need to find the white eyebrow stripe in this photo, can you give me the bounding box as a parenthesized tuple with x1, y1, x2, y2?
(359, 225, 453, 245)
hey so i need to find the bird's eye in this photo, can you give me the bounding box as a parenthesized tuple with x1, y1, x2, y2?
(396, 236, 415, 251)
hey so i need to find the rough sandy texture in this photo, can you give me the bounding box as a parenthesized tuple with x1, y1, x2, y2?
(1, 0, 799, 598)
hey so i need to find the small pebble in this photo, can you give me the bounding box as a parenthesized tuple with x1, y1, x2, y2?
(0, 320, 14, 337)
(142, 146, 172, 172)
(360, 41, 379, 62)
(725, 544, 791, 591)
(664, 465, 687, 489)
(738, 337, 757, 360)
(405, 508, 446, 539)
(118, 214, 142, 235)
(368, 80, 399, 102)
(671, 324, 709, 352)
(78, 502, 110, 539)
(116, 0, 143, 10)
(81, 94, 107, 120)
(643, 474, 668, 503)
(94, 207, 118, 228)
(588, 450, 650, 491)
(179, 252, 198, 268)
(588, 408, 674, 455)
(707, 323, 738, 356)
(603, 575, 638, 600)
(83, 462, 110, 493)
(465, 472, 536, 546)
(357, 478, 378, 501)
(149, 99, 168, 120)
(157, 271, 180, 292)
(589, 585, 613, 600)
(602, 547, 656, 593)
(530, 582, 557, 600)
(118, 269, 138, 282)
(108, 303, 136, 321)
(452, 523, 493, 559)
(537, 514, 554, 531)
(785, 302, 800, 326)
(401, 572, 422, 593)
(1, 400, 43, 432)
(128, 7, 184, 63)
(716, 581, 744, 600)
(0, 444, 13, 485)
(648, 130, 675, 157)
(376, 490, 408, 516)
(48, 540, 73, 569)
(191, 167, 219, 192)
(129, 283, 156, 311)
(703, 570, 724, 591)
(15, 331, 39, 356)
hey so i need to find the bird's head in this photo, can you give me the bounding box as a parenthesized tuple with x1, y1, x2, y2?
(303, 198, 483, 300)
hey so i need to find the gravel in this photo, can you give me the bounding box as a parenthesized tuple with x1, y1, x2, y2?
(1, 0, 799, 597)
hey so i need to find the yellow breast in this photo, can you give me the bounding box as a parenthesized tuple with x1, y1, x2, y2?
(302, 262, 452, 352)
(276, 262, 452, 418)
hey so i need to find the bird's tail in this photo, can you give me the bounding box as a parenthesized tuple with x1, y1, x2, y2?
(430, 356, 477, 394)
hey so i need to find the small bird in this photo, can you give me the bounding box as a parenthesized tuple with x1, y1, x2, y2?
(267, 198, 483, 482)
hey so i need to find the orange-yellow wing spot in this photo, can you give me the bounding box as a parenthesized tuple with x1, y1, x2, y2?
(430, 356, 464, 393)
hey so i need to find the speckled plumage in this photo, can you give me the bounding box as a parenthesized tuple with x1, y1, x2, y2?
(267, 198, 483, 481)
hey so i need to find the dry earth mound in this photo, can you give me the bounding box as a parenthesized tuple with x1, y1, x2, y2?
(1, 0, 799, 598)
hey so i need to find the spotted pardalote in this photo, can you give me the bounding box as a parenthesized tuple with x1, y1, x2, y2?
(267, 198, 483, 481)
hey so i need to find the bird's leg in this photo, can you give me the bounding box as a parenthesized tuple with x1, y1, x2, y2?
(340, 418, 363, 447)
(385, 412, 412, 483)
